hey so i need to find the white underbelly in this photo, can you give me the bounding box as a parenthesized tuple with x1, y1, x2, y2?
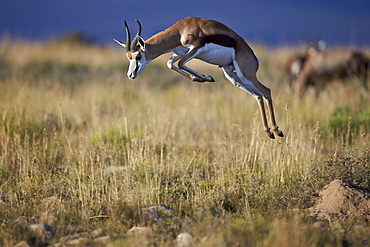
(195, 43, 234, 66)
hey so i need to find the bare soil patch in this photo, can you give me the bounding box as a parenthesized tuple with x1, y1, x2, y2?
(309, 180, 370, 220)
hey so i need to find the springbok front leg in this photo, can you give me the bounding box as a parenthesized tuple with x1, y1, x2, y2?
(177, 47, 215, 82)
(167, 53, 207, 82)
(166, 46, 215, 82)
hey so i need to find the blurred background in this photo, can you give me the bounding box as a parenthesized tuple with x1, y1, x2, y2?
(1, 0, 370, 47)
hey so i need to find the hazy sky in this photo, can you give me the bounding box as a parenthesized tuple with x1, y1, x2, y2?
(1, 0, 369, 47)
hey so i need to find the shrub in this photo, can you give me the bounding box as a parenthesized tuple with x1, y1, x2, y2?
(51, 31, 96, 46)
(322, 148, 370, 190)
(326, 106, 370, 141)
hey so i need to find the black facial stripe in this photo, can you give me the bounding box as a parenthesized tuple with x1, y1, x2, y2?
(134, 60, 139, 76)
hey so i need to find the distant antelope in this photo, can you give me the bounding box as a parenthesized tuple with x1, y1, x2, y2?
(114, 17, 283, 139)
(285, 41, 326, 89)
(295, 42, 369, 96)
(285, 53, 305, 88)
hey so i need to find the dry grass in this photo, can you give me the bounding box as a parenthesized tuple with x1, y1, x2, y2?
(0, 38, 369, 246)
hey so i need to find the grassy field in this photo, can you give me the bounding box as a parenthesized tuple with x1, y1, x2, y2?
(0, 38, 369, 246)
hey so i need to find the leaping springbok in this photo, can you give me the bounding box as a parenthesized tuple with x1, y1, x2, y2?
(114, 17, 283, 139)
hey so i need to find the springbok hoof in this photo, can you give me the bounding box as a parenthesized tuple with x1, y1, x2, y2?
(192, 77, 206, 82)
(207, 76, 215, 82)
(273, 129, 284, 138)
(265, 130, 275, 139)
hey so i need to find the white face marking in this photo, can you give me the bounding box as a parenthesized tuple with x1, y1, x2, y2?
(308, 46, 318, 56)
(291, 62, 301, 76)
(127, 51, 150, 79)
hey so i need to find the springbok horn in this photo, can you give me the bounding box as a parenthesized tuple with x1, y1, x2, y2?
(134, 19, 142, 37)
(124, 20, 131, 52)
(131, 19, 142, 51)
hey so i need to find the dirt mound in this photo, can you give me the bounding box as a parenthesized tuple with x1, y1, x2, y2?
(309, 180, 370, 220)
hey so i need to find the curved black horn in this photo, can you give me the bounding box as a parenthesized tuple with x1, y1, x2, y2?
(133, 19, 142, 37)
(130, 19, 142, 51)
(124, 20, 131, 52)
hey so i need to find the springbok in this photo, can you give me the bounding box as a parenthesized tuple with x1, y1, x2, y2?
(285, 41, 326, 89)
(295, 42, 369, 96)
(114, 17, 283, 139)
(285, 53, 305, 88)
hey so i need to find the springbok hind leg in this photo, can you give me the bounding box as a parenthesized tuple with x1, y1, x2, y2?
(264, 91, 284, 137)
(256, 95, 275, 139)
(222, 65, 277, 139)
(252, 78, 283, 138)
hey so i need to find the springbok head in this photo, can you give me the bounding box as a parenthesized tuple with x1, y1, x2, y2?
(306, 40, 327, 56)
(114, 19, 149, 79)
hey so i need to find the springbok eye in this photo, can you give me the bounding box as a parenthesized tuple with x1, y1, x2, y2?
(136, 54, 142, 61)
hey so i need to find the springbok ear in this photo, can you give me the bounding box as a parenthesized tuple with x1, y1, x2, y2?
(318, 40, 326, 52)
(137, 36, 146, 51)
(113, 39, 127, 48)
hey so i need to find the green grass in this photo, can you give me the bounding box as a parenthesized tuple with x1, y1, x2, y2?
(0, 39, 369, 246)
